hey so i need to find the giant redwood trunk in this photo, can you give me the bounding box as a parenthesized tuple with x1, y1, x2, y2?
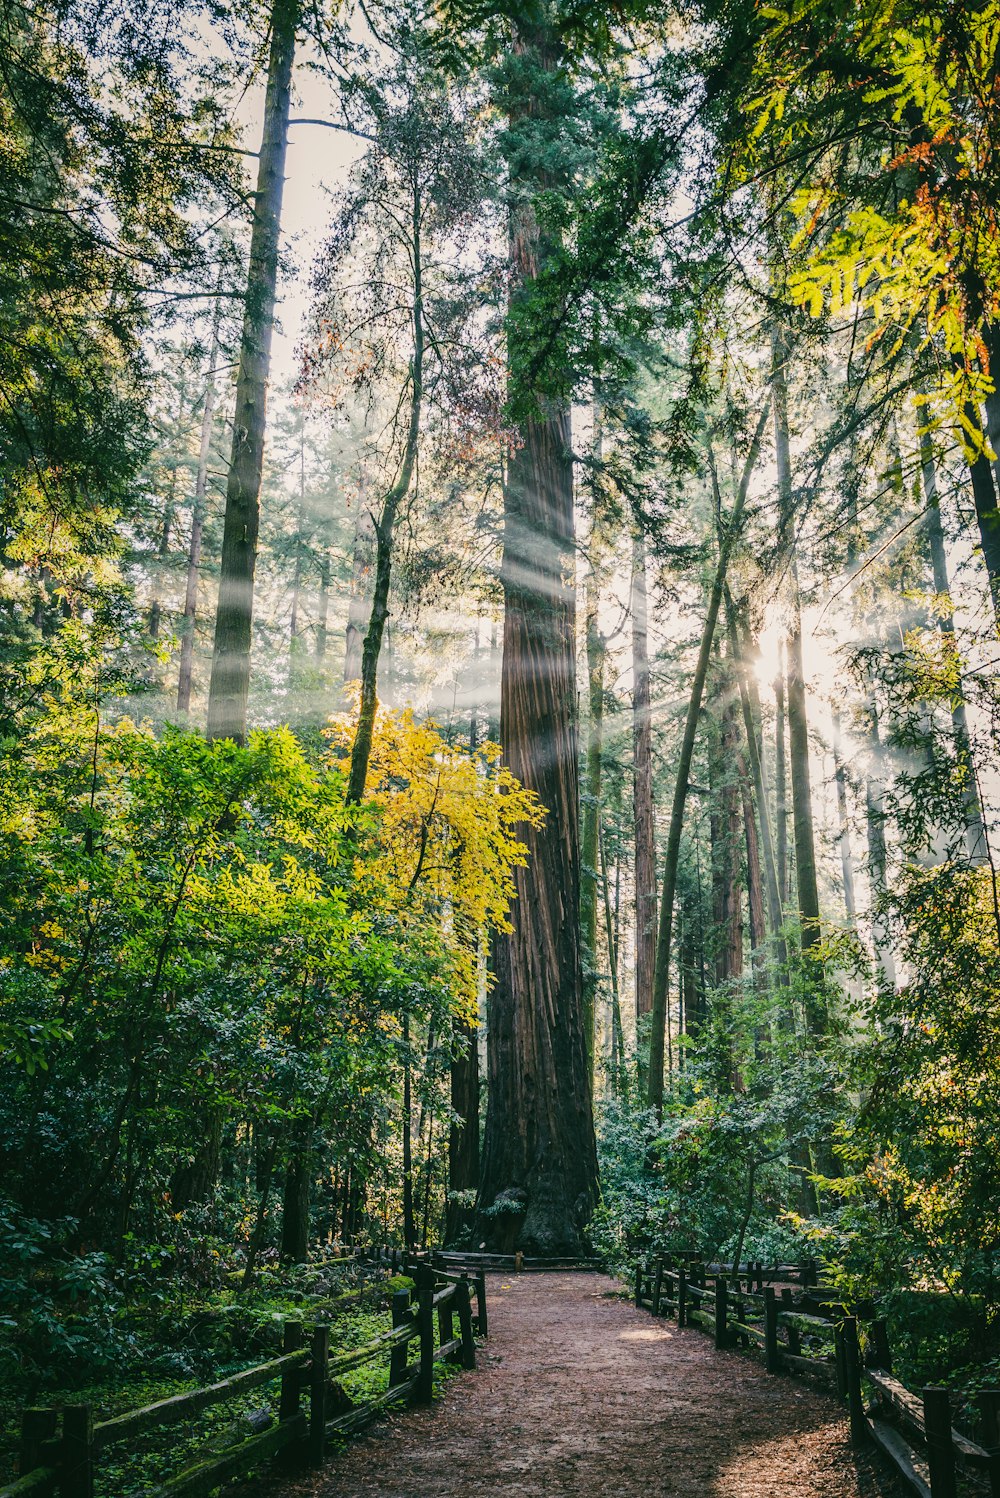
(477, 413, 598, 1253)
(475, 22, 598, 1254)
(206, 0, 297, 744)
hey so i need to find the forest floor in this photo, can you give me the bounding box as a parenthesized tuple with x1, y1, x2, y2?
(242, 1270, 905, 1498)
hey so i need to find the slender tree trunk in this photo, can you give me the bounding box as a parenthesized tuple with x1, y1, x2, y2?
(345, 190, 423, 805)
(632, 529, 657, 1023)
(832, 711, 857, 922)
(580, 554, 605, 1072)
(772, 330, 825, 1029)
(205, 0, 297, 744)
(446, 1012, 479, 1245)
(599, 823, 625, 1090)
(344, 502, 374, 682)
(288, 425, 306, 684)
(742, 769, 767, 980)
(774, 643, 789, 904)
(476, 19, 597, 1252)
(961, 395, 1000, 615)
(646, 410, 768, 1113)
(917, 410, 988, 861)
(724, 590, 788, 972)
(711, 692, 743, 985)
(402, 1016, 416, 1253)
(315, 527, 332, 665)
(177, 302, 223, 714)
(865, 701, 897, 989)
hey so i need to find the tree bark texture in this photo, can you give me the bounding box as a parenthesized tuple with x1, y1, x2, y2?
(631, 529, 657, 1021)
(206, 0, 297, 744)
(476, 22, 598, 1253)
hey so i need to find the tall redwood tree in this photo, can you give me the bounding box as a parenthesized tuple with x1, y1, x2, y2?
(475, 18, 598, 1254)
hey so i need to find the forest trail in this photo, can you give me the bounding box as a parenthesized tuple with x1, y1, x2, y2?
(247, 1272, 898, 1498)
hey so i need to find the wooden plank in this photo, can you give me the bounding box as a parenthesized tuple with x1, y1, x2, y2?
(869, 1417, 932, 1498)
(0, 1469, 57, 1498)
(729, 1321, 766, 1346)
(686, 1308, 714, 1331)
(434, 1337, 462, 1362)
(324, 1372, 419, 1439)
(93, 1350, 309, 1451)
(326, 1321, 417, 1380)
(777, 1310, 835, 1336)
(431, 1285, 457, 1309)
(781, 1351, 838, 1385)
(865, 1371, 990, 1467)
(153, 1413, 305, 1498)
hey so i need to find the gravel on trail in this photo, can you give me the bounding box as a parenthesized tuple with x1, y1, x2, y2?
(241, 1270, 904, 1498)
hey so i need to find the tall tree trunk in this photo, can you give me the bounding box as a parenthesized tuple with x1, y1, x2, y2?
(343, 502, 374, 683)
(961, 392, 1000, 615)
(280, 1123, 312, 1264)
(832, 711, 857, 922)
(646, 410, 768, 1113)
(402, 1016, 416, 1253)
(314, 523, 332, 665)
(711, 691, 743, 985)
(446, 1012, 479, 1245)
(917, 410, 988, 862)
(772, 330, 825, 1030)
(599, 823, 625, 1090)
(580, 552, 605, 1072)
(631, 529, 657, 1024)
(288, 424, 306, 684)
(724, 589, 788, 973)
(345, 187, 423, 805)
(476, 20, 597, 1252)
(177, 301, 223, 714)
(205, 0, 297, 745)
(741, 769, 767, 980)
(865, 700, 897, 988)
(774, 642, 790, 904)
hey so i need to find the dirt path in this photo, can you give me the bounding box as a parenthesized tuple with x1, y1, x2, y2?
(251, 1272, 901, 1498)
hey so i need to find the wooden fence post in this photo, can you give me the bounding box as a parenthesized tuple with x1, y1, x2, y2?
(678, 1267, 687, 1328)
(279, 1322, 304, 1423)
(763, 1287, 780, 1374)
(867, 1318, 893, 1373)
(834, 1322, 847, 1402)
(389, 1289, 410, 1387)
(279, 1320, 303, 1469)
(842, 1317, 867, 1447)
(439, 1289, 456, 1361)
(19, 1409, 57, 1479)
(309, 1324, 329, 1466)
(457, 1277, 477, 1371)
(977, 1388, 1000, 1498)
(634, 1263, 643, 1308)
(652, 1259, 663, 1318)
(714, 1277, 728, 1350)
(781, 1289, 801, 1356)
(417, 1264, 435, 1403)
(923, 1387, 957, 1498)
(474, 1271, 488, 1338)
(60, 1405, 93, 1498)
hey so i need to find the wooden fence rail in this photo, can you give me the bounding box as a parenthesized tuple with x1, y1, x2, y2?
(633, 1255, 1000, 1498)
(3, 1265, 484, 1498)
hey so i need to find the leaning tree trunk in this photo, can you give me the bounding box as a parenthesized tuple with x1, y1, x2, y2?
(645, 409, 768, 1114)
(345, 189, 423, 806)
(177, 299, 223, 714)
(631, 529, 657, 1026)
(206, 0, 297, 744)
(475, 19, 597, 1253)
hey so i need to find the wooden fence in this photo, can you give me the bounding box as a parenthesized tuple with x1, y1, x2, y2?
(4, 1263, 486, 1498)
(634, 1256, 1000, 1498)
